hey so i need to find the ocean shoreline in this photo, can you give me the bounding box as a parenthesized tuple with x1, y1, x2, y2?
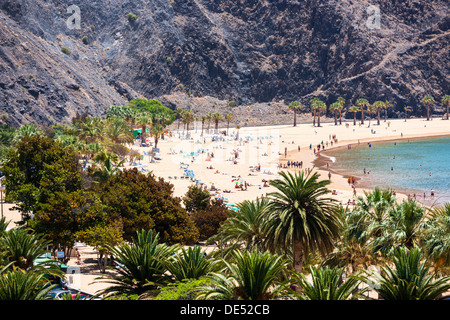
(313, 131, 450, 207)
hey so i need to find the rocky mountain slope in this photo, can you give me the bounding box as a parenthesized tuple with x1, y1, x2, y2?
(0, 0, 448, 126)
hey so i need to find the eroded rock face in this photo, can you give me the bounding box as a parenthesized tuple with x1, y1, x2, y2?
(0, 0, 448, 125)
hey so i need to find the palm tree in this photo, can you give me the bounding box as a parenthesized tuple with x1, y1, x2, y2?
(441, 95, 450, 120)
(55, 134, 85, 155)
(349, 106, 360, 126)
(105, 105, 127, 119)
(152, 110, 174, 139)
(105, 117, 133, 145)
(196, 249, 289, 300)
(356, 99, 370, 125)
(423, 203, 450, 273)
(12, 123, 43, 144)
(73, 117, 104, 145)
(322, 210, 378, 275)
(310, 98, 319, 127)
(164, 246, 218, 281)
(182, 110, 195, 137)
(151, 123, 164, 149)
(316, 100, 327, 127)
(174, 107, 184, 131)
(404, 106, 412, 122)
(97, 229, 179, 297)
(290, 266, 366, 300)
(106, 105, 135, 124)
(383, 100, 391, 122)
(421, 96, 435, 121)
(211, 113, 222, 133)
(265, 170, 342, 273)
(206, 113, 213, 132)
(288, 101, 302, 127)
(224, 113, 234, 135)
(336, 97, 345, 125)
(212, 197, 271, 256)
(372, 200, 427, 256)
(329, 102, 340, 126)
(0, 227, 58, 272)
(362, 247, 450, 300)
(350, 187, 396, 242)
(85, 142, 105, 159)
(0, 268, 58, 300)
(92, 152, 124, 182)
(200, 115, 207, 137)
(366, 104, 376, 127)
(372, 101, 385, 126)
(136, 113, 152, 144)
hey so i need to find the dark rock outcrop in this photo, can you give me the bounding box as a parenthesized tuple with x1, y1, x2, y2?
(0, 0, 448, 125)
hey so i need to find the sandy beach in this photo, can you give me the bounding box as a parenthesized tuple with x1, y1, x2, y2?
(127, 117, 450, 209)
(2, 116, 450, 296)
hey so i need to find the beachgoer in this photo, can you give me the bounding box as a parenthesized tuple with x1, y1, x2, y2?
(76, 248, 82, 265)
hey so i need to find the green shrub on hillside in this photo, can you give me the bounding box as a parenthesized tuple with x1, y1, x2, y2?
(61, 46, 71, 55)
(127, 13, 137, 22)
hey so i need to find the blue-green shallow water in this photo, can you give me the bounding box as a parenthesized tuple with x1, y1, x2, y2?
(323, 136, 450, 205)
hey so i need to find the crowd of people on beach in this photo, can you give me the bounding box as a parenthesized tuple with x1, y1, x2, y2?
(279, 160, 303, 169)
(407, 189, 435, 202)
(145, 126, 442, 212)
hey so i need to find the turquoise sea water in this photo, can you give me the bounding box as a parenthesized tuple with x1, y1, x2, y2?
(323, 135, 450, 205)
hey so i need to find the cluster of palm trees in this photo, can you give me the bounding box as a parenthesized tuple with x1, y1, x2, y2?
(90, 171, 450, 300)
(290, 97, 346, 127)
(0, 103, 175, 177)
(0, 117, 134, 172)
(106, 103, 174, 148)
(0, 220, 67, 299)
(57, 115, 136, 177)
(175, 109, 234, 137)
(422, 95, 450, 121)
(42, 118, 129, 180)
(401, 95, 450, 122)
(288, 94, 450, 127)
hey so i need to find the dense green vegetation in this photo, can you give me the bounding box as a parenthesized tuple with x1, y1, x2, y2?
(0, 98, 449, 300)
